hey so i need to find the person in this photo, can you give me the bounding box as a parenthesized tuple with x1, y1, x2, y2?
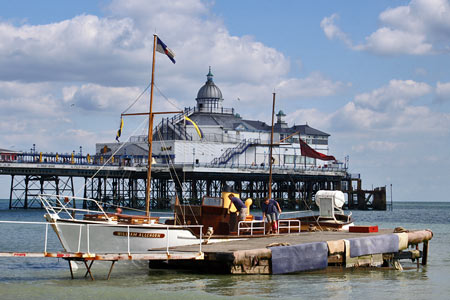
(261, 198, 282, 234)
(228, 194, 247, 221)
(115, 207, 123, 215)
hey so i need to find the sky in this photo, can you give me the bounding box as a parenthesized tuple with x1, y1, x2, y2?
(0, 0, 449, 201)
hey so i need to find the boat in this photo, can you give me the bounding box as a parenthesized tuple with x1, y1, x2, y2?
(40, 35, 353, 255)
(40, 188, 353, 253)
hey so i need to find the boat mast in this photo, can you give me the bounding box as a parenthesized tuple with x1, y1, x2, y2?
(145, 34, 158, 217)
(268, 92, 276, 199)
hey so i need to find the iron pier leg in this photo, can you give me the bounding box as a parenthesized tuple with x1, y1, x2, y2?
(107, 261, 117, 280)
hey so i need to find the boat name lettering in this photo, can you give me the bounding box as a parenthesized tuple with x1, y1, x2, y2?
(113, 231, 165, 238)
(161, 146, 172, 151)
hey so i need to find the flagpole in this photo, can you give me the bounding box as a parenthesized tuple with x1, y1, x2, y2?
(268, 92, 276, 199)
(145, 34, 157, 217)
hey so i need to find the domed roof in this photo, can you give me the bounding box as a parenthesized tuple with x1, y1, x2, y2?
(196, 67, 223, 101)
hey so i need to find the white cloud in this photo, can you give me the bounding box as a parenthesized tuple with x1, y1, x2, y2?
(63, 84, 143, 111)
(352, 141, 400, 153)
(354, 27, 432, 55)
(276, 72, 346, 99)
(322, 0, 450, 55)
(285, 108, 331, 130)
(436, 81, 450, 102)
(0, 15, 147, 85)
(320, 14, 352, 47)
(353, 79, 432, 111)
(288, 80, 448, 138)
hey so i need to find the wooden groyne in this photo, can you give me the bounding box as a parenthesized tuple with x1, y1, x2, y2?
(150, 228, 432, 274)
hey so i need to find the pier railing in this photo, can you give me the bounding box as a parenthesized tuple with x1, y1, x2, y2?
(237, 219, 301, 236)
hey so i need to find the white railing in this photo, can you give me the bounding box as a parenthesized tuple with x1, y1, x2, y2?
(237, 219, 302, 236)
(0, 220, 203, 256)
(39, 194, 111, 221)
(237, 220, 266, 236)
(0, 220, 51, 253)
(277, 220, 301, 234)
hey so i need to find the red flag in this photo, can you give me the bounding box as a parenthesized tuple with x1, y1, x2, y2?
(300, 138, 336, 161)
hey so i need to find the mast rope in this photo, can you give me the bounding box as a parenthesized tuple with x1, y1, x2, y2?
(156, 127, 199, 225)
(121, 82, 152, 115)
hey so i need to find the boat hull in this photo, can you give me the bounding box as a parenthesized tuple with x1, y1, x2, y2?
(50, 219, 201, 253)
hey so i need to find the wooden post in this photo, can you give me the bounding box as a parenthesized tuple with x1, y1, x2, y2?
(422, 241, 429, 266)
(268, 93, 275, 199)
(145, 34, 158, 217)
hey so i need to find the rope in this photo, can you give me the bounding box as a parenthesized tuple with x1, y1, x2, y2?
(156, 127, 199, 225)
(75, 116, 149, 199)
(154, 83, 183, 111)
(121, 83, 151, 115)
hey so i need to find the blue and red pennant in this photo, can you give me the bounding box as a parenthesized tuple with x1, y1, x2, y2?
(156, 37, 176, 64)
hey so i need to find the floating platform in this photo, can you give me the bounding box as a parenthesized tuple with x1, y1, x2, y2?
(149, 228, 432, 274)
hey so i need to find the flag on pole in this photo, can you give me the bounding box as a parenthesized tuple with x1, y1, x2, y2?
(299, 138, 336, 161)
(156, 36, 176, 64)
(116, 117, 124, 142)
(184, 116, 203, 139)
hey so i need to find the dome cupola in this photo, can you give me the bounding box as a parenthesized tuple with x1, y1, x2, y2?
(196, 67, 224, 112)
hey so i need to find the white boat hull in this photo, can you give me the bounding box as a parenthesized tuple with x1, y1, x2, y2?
(50, 219, 201, 253)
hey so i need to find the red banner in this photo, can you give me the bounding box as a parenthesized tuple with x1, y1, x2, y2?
(300, 138, 336, 161)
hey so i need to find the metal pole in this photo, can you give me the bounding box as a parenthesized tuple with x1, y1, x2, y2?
(390, 183, 393, 211)
(145, 34, 158, 217)
(268, 93, 275, 199)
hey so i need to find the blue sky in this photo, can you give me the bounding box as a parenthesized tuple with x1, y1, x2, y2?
(0, 0, 449, 201)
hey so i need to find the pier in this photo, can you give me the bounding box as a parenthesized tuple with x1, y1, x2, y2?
(0, 151, 387, 211)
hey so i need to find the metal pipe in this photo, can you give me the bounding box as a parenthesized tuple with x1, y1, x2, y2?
(268, 92, 276, 199)
(127, 226, 130, 255)
(44, 223, 48, 253)
(87, 224, 90, 253)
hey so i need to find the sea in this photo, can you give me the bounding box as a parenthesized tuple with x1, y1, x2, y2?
(0, 200, 449, 300)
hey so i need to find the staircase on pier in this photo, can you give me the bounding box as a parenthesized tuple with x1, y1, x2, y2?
(211, 138, 260, 165)
(153, 107, 195, 141)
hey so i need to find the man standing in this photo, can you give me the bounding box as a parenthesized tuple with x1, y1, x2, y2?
(261, 198, 282, 234)
(228, 194, 248, 221)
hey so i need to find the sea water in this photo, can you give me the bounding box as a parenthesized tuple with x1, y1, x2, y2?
(0, 200, 449, 300)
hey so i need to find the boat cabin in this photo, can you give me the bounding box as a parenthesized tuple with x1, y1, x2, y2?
(168, 191, 253, 235)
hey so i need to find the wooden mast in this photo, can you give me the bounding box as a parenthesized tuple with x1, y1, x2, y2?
(145, 34, 158, 217)
(268, 92, 276, 199)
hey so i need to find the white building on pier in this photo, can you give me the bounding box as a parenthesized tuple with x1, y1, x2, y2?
(96, 68, 338, 168)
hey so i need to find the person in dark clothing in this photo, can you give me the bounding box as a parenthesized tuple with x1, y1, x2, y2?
(261, 198, 282, 234)
(228, 194, 248, 221)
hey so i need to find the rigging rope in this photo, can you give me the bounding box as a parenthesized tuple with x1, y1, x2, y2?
(156, 126, 199, 225)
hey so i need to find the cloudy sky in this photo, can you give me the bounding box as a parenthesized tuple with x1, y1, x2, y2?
(0, 0, 449, 201)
